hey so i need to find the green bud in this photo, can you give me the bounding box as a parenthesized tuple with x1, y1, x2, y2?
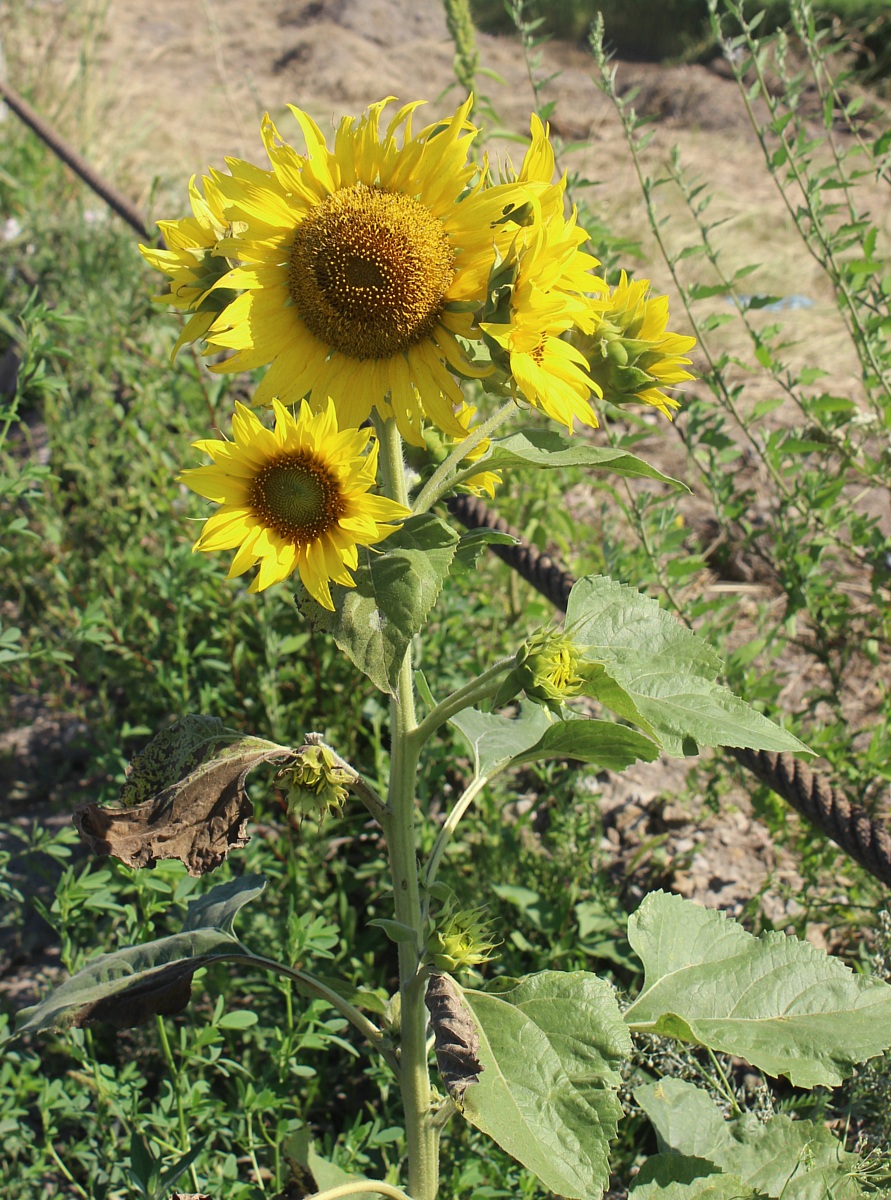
(516, 629, 586, 708)
(426, 906, 498, 974)
(604, 338, 629, 367)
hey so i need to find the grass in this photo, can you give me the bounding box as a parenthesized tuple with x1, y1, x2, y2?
(2, 0, 891, 1195)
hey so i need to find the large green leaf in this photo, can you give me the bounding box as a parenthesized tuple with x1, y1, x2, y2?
(565, 575, 812, 756)
(631, 1154, 754, 1200)
(625, 891, 891, 1086)
(484, 428, 684, 486)
(13, 875, 266, 1037)
(462, 971, 631, 1200)
(298, 513, 458, 694)
(635, 1079, 863, 1200)
(451, 704, 658, 780)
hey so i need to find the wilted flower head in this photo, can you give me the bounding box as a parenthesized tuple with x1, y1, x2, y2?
(279, 738, 355, 825)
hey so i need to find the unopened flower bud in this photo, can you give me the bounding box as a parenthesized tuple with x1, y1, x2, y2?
(426, 905, 498, 974)
(516, 629, 586, 708)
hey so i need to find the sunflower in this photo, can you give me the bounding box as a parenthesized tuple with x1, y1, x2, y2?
(181, 97, 538, 446)
(480, 206, 609, 431)
(585, 271, 697, 417)
(180, 399, 410, 608)
(139, 174, 237, 360)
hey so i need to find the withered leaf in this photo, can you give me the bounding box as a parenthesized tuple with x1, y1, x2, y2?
(74, 716, 293, 876)
(425, 971, 483, 1105)
(72, 962, 196, 1030)
(13, 876, 266, 1037)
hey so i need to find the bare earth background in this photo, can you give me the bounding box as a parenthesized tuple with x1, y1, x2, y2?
(4, 0, 889, 948)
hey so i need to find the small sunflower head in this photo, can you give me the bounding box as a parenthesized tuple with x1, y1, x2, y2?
(279, 738, 354, 826)
(584, 272, 697, 418)
(516, 628, 588, 710)
(179, 398, 410, 607)
(140, 174, 237, 359)
(426, 888, 498, 974)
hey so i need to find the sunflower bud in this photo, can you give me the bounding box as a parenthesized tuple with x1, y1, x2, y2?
(426, 900, 498, 974)
(279, 739, 354, 826)
(516, 629, 586, 709)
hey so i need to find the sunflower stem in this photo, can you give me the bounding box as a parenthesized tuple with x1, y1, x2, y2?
(376, 415, 440, 1200)
(412, 398, 516, 514)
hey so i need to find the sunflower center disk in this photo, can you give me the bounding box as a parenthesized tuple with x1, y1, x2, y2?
(288, 184, 455, 360)
(249, 453, 345, 543)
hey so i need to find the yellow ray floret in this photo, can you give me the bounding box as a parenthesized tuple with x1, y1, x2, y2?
(481, 207, 609, 432)
(180, 399, 410, 608)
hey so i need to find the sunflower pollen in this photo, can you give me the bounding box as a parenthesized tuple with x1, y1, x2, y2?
(288, 183, 455, 361)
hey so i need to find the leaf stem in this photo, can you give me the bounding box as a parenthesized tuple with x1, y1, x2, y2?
(227, 953, 398, 1074)
(306, 1183, 415, 1200)
(422, 774, 490, 897)
(412, 399, 516, 514)
(409, 658, 515, 752)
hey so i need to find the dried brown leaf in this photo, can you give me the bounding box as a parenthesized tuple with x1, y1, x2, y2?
(74, 716, 292, 876)
(425, 971, 483, 1105)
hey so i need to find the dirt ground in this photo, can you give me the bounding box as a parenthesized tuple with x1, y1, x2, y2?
(2, 0, 889, 971)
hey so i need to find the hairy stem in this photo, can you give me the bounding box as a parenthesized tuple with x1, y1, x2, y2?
(377, 415, 440, 1200)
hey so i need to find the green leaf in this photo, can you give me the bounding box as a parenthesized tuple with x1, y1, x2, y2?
(182, 874, 267, 935)
(462, 971, 631, 1200)
(216, 1009, 259, 1029)
(368, 918, 420, 945)
(624, 891, 891, 1086)
(13, 875, 266, 1037)
(635, 1079, 862, 1200)
(631, 1154, 754, 1200)
(454, 527, 518, 569)
(565, 576, 813, 756)
(451, 704, 657, 779)
(451, 705, 553, 777)
(511, 713, 660, 771)
(483, 428, 685, 487)
(298, 513, 459, 694)
(284, 1129, 378, 1200)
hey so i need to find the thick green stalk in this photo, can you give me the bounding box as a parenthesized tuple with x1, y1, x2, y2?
(376, 415, 440, 1200)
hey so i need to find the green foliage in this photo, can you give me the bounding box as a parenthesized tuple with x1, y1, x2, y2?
(14, 876, 267, 1037)
(471, 0, 891, 76)
(625, 892, 891, 1086)
(463, 971, 630, 1199)
(299, 513, 460, 695)
(636, 1079, 866, 1200)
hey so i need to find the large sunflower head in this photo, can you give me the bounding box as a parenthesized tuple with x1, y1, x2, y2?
(185, 97, 535, 446)
(180, 399, 410, 608)
(584, 271, 697, 417)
